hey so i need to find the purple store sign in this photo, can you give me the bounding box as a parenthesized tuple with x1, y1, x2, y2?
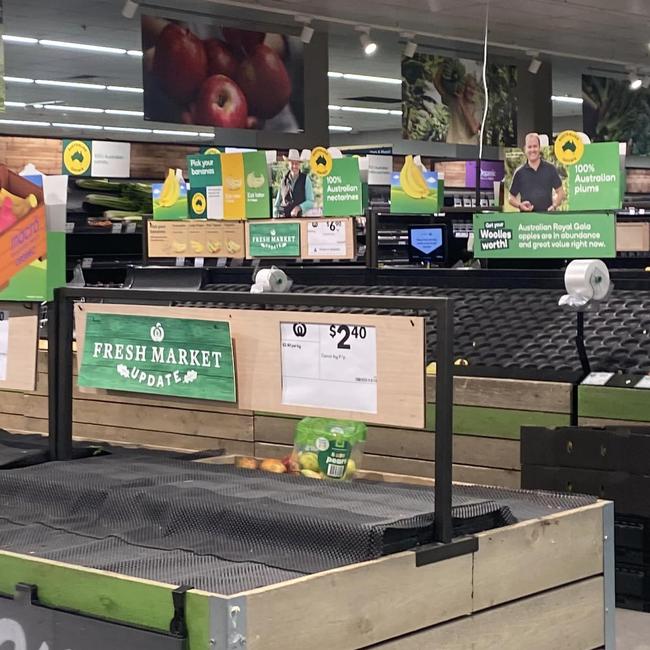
(465, 161, 505, 189)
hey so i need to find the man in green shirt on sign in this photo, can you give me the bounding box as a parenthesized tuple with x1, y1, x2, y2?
(274, 149, 315, 217)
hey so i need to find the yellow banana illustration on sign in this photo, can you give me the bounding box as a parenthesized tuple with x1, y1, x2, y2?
(207, 241, 221, 253)
(0, 189, 38, 218)
(158, 168, 180, 207)
(190, 240, 204, 253)
(399, 155, 430, 199)
(172, 242, 187, 253)
(226, 240, 242, 254)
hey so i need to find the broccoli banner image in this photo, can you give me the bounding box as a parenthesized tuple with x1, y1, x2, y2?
(402, 54, 517, 146)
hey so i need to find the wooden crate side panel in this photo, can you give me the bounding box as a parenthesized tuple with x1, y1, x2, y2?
(579, 416, 650, 428)
(254, 442, 521, 488)
(427, 375, 572, 414)
(473, 502, 605, 611)
(371, 576, 604, 650)
(254, 415, 520, 469)
(243, 552, 473, 650)
(579, 385, 650, 422)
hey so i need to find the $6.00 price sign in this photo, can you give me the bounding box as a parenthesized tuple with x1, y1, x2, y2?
(280, 321, 377, 413)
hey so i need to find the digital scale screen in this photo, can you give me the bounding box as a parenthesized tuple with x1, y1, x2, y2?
(408, 225, 447, 264)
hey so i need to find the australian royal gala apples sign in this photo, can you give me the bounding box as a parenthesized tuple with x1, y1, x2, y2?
(142, 15, 305, 133)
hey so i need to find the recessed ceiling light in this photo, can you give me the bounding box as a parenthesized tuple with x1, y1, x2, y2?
(36, 79, 107, 90)
(0, 118, 50, 126)
(51, 122, 104, 130)
(105, 109, 144, 116)
(39, 39, 127, 55)
(44, 105, 105, 113)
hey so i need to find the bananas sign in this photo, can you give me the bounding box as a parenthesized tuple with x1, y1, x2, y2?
(152, 169, 188, 221)
(391, 155, 443, 214)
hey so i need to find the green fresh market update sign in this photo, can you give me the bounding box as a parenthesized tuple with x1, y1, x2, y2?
(248, 222, 300, 257)
(473, 212, 616, 259)
(78, 313, 236, 402)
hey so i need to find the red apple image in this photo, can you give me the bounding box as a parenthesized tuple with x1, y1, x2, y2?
(204, 39, 239, 79)
(195, 75, 248, 128)
(153, 23, 207, 103)
(246, 116, 260, 130)
(222, 27, 264, 53)
(236, 44, 291, 119)
(141, 15, 169, 49)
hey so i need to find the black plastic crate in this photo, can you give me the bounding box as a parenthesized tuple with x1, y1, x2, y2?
(616, 593, 650, 612)
(616, 564, 650, 599)
(616, 515, 650, 551)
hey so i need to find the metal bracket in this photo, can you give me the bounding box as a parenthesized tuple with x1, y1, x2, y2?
(209, 594, 248, 650)
(603, 501, 615, 649)
(170, 584, 192, 638)
(415, 535, 479, 567)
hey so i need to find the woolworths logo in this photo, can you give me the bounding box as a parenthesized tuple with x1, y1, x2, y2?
(79, 313, 236, 402)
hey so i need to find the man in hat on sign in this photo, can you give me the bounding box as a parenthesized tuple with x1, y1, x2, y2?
(274, 148, 315, 217)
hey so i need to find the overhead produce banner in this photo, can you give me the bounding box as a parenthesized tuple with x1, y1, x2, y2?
(504, 136, 622, 213)
(271, 150, 363, 218)
(473, 212, 617, 259)
(62, 140, 131, 178)
(583, 74, 650, 155)
(402, 54, 517, 145)
(390, 155, 443, 214)
(141, 15, 305, 133)
(187, 152, 270, 219)
(79, 313, 237, 402)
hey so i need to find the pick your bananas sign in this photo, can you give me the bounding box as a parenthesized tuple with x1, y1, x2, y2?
(391, 155, 443, 214)
(187, 152, 270, 220)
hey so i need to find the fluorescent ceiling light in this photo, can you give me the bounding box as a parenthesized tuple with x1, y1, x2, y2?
(104, 126, 152, 133)
(107, 85, 143, 93)
(199, 132, 215, 137)
(0, 118, 50, 126)
(551, 95, 583, 104)
(36, 79, 107, 90)
(51, 122, 104, 130)
(2, 35, 38, 44)
(39, 39, 127, 55)
(330, 72, 401, 85)
(127, 50, 143, 56)
(5, 101, 27, 107)
(44, 105, 105, 113)
(389, 109, 402, 115)
(341, 106, 390, 114)
(4, 76, 34, 84)
(153, 129, 199, 137)
(328, 104, 342, 110)
(329, 125, 352, 132)
(106, 109, 144, 116)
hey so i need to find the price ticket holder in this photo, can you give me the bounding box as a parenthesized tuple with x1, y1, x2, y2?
(47, 287, 476, 564)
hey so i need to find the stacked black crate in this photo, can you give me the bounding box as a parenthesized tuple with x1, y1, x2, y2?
(521, 426, 650, 611)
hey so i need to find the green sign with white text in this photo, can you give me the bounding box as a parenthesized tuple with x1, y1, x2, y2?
(248, 222, 300, 257)
(187, 154, 222, 189)
(567, 142, 622, 211)
(79, 313, 236, 402)
(473, 212, 616, 258)
(323, 158, 363, 216)
(244, 151, 271, 219)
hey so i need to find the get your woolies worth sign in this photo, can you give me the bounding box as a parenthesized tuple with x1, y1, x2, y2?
(78, 313, 236, 402)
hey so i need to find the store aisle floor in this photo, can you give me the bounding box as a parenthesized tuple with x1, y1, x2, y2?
(618, 609, 650, 649)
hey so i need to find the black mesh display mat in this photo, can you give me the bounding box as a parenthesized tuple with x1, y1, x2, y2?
(192, 283, 650, 379)
(0, 446, 596, 594)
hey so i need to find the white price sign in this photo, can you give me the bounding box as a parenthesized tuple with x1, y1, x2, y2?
(280, 322, 377, 413)
(635, 375, 650, 389)
(0, 310, 9, 381)
(307, 220, 348, 258)
(582, 372, 614, 386)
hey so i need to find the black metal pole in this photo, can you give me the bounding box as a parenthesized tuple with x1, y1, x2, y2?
(366, 206, 378, 269)
(47, 300, 59, 460)
(53, 290, 74, 460)
(434, 300, 454, 544)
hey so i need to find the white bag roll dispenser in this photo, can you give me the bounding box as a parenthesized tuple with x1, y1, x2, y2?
(558, 259, 612, 310)
(251, 266, 293, 294)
